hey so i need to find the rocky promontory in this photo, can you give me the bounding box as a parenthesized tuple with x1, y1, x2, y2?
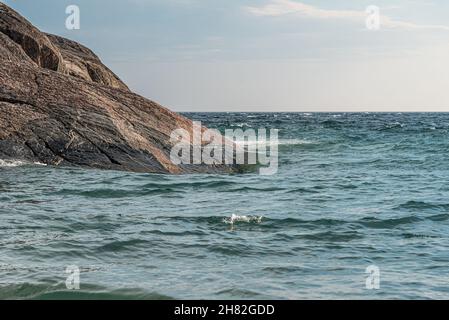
(0, 3, 235, 174)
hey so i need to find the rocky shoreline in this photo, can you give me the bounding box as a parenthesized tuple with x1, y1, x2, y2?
(0, 3, 235, 174)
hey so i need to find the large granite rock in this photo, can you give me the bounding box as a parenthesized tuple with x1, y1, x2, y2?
(0, 3, 235, 174)
(0, 4, 65, 72)
(46, 33, 129, 91)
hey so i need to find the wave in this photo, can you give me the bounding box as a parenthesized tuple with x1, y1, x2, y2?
(379, 122, 406, 130)
(163, 214, 429, 231)
(286, 187, 320, 194)
(427, 213, 449, 222)
(320, 119, 343, 128)
(394, 200, 449, 212)
(0, 283, 173, 300)
(96, 239, 154, 252)
(231, 122, 251, 128)
(301, 230, 363, 242)
(357, 216, 421, 229)
(156, 215, 352, 231)
(51, 179, 239, 198)
(53, 187, 180, 198)
(401, 233, 438, 239)
(279, 139, 315, 146)
(0, 159, 47, 167)
(223, 214, 263, 224)
(234, 139, 315, 147)
(224, 186, 285, 192)
(214, 288, 264, 298)
(141, 180, 236, 189)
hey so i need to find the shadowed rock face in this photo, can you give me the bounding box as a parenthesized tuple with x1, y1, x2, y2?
(45, 33, 130, 91)
(0, 3, 235, 174)
(0, 4, 64, 72)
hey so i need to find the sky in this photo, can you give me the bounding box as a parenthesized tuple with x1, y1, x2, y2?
(3, 0, 449, 112)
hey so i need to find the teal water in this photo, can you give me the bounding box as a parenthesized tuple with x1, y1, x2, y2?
(2, 113, 449, 299)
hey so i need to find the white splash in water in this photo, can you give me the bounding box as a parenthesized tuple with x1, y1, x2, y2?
(232, 122, 251, 128)
(223, 214, 263, 224)
(0, 159, 26, 167)
(0, 159, 47, 167)
(234, 139, 314, 147)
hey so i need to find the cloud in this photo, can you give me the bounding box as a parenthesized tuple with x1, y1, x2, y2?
(246, 0, 449, 31)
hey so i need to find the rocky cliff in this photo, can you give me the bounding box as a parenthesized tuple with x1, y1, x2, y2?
(0, 3, 234, 174)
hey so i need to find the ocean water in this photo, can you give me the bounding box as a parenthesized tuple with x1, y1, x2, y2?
(2, 112, 449, 300)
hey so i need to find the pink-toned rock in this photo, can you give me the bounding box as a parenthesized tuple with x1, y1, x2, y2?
(0, 3, 236, 174)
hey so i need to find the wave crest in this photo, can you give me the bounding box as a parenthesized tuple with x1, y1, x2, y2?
(223, 214, 263, 224)
(234, 139, 314, 147)
(0, 159, 47, 167)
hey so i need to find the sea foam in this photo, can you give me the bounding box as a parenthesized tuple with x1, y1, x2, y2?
(0, 159, 47, 167)
(223, 214, 263, 224)
(234, 139, 314, 147)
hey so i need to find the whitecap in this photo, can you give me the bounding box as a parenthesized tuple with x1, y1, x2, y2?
(0, 159, 27, 167)
(234, 139, 315, 147)
(0, 159, 47, 167)
(277, 139, 314, 146)
(223, 214, 263, 224)
(232, 122, 251, 128)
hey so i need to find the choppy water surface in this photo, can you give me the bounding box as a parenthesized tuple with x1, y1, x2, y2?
(2, 113, 449, 299)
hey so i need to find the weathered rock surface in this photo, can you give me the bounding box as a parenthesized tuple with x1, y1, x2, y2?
(0, 3, 234, 173)
(0, 4, 65, 72)
(46, 33, 129, 91)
